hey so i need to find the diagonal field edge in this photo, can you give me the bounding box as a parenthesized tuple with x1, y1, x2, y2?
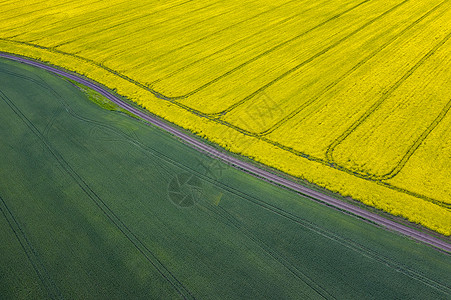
(0, 71, 195, 300)
(1, 53, 448, 254)
(1, 37, 449, 210)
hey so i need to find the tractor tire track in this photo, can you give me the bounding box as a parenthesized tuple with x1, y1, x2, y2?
(0, 194, 63, 300)
(202, 202, 335, 299)
(164, 0, 376, 100)
(325, 31, 451, 174)
(255, 0, 449, 137)
(192, 169, 451, 295)
(212, 0, 413, 116)
(0, 87, 195, 300)
(59, 0, 226, 53)
(147, 0, 311, 65)
(148, 0, 320, 86)
(37, 0, 175, 46)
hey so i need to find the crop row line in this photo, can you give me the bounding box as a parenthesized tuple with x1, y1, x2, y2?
(190, 165, 451, 294)
(324, 30, 451, 179)
(204, 202, 334, 299)
(210, 0, 413, 116)
(55, 0, 222, 50)
(164, 0, 375, 100)
(148, 0, 312, 86)
(256, 0, 449, 136)
(146, 0, 307, 65)
(0, 0, 66, 20)
(26, 0, 162, 44)
(20, 0, 365, 101)
(0, 193, 63, 299)
(378, 97, 451, 180)
(0, 82, 194, 300)
(188, 1, 449, 190)
(1, 0, 105, 23)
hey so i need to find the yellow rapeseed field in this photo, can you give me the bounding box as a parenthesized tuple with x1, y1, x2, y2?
(1, 0, 450, 234)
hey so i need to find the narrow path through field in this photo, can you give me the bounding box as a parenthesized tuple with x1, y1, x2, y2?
(1, 52, 449, 254)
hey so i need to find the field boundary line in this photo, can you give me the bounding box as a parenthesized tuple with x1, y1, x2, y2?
(1, 48, 449, 209)
(2, 51, 450, 249)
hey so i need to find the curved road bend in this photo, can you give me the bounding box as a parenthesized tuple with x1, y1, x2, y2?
(1, 52, 450, 254)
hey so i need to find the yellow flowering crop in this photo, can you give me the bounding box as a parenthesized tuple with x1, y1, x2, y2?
(1, 0, 450, 234)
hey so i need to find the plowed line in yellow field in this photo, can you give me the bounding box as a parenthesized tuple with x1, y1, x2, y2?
(255, 0, 448, 136)
(211, 0, 413, 116)
(147, 0, 305, 65)
(160, 0, 375, 100)
(380, 98, 451, 180)
(91, 3, 235, 56)
(148, 0, 305, 85)
(325, 31, 451, 178)
(0, 0, 55, 17)
(257, 136, 451, 210)
(1, 1, 131, 40)
(21, 1, 160, 43)
(1, 0, 374, 105)
(51, 0, 200, 48)
(210, 91, 451, 209)
(1, 0, 105, 23)
(57, 0, 223, 50)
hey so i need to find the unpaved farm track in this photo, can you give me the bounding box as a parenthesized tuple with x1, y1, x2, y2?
(1, 52, 449, 254)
